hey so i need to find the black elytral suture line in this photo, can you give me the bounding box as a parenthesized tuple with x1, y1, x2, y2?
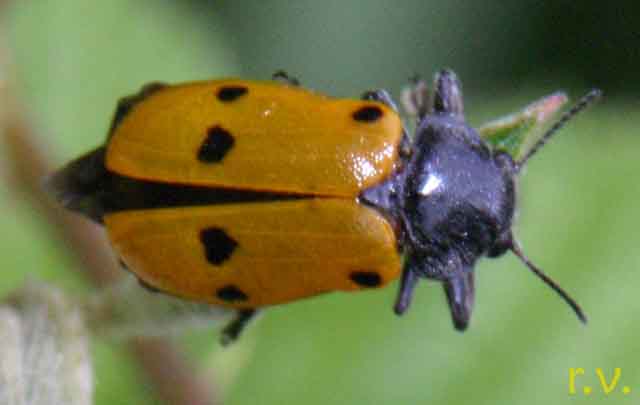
(101, 172, 309, 213)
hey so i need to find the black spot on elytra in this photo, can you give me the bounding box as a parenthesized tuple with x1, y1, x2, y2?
(350, 271, 382, 288)
(217, 86, 248, 102)
(352, 105, 383, 122)
(197, 126, 235, 163)
(216, 285, 248, 302)
(200, 227, 238, 265)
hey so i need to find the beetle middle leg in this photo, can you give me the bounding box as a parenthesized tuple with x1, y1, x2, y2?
(220, 309, 258, 345)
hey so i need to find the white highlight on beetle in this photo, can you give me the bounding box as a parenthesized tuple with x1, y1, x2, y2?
(418, 173, 442, 196)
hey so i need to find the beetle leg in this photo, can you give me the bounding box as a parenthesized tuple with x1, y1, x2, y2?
(442, 271, 475, 331)
(108, 82, 167, 139)
(394, 264, 419, 315)
(361, 89, 400, 112)
(432, 69, 464, 118)
(272, 70, 300, 86)
(220, 309, 258, 345)
(400, 75, 429, 122)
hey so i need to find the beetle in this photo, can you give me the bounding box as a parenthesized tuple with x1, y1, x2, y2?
(48, 70, 600, 343)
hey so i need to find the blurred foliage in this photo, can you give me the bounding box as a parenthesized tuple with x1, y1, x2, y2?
(2, 1, 639, 404)
(209, 1, 639, 99)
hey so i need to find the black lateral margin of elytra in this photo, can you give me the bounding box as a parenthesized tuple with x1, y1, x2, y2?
(98, 172, 306, 217)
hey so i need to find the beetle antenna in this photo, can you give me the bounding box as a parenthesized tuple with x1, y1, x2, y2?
(516, 88, 602, 171)
(510, 240, 587, 324)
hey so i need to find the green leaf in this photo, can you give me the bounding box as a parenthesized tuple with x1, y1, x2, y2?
(479, 92, 568, 160)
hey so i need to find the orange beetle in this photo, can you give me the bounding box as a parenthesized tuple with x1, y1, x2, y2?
(50, 71, 597, 344)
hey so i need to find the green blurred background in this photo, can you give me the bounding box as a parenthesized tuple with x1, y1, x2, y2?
(2, 1, 639, 404)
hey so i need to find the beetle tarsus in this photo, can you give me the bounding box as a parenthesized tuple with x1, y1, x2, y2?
(220, 309, 258, 346)
(272, 70, 300, 86)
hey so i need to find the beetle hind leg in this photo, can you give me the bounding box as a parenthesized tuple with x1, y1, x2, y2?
(220, 309, 258, 346)
(272, 70, 300, 86)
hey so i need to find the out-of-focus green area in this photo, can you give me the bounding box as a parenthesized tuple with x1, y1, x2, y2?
(2, 1, 638, 404)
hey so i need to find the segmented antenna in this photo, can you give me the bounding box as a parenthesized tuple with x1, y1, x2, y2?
(510, 240, 587, 323)
(517, 88, 602, 170)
